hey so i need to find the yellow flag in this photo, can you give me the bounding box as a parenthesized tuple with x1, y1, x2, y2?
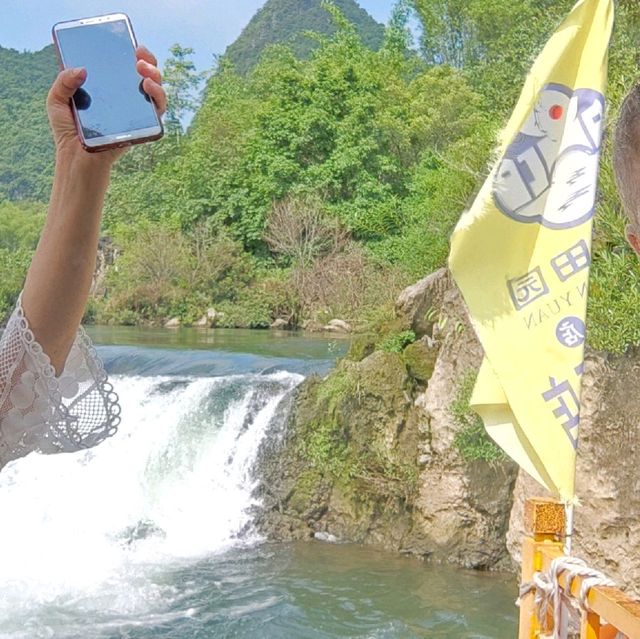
(449, 0, 614, 501)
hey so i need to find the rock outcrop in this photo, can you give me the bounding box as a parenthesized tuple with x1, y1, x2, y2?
(271, 318, 289, 330)
(508, 349, 640, 597)
(195, 308, 218, 328)
(324, 319, 352, 333)
(256, 267, 640, 587)
(411, 274, 517, 569)
(395, 269, 454, 337)
(255, 268, 518, 569)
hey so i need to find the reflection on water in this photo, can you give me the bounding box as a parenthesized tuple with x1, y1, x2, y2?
(87, 325, 350, 359)
(87, 325, 350, 378)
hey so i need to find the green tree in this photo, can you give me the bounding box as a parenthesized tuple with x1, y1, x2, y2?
(0, 45, 58, 201)
(412, 0, 574, 114)
(0, 200, 46, 320)
(0, 200, 45, 251)
(163, 44, 206, 137)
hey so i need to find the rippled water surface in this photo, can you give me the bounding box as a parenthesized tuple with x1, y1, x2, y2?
(0, 327, 517, 638)
(0, 542, 517, 638)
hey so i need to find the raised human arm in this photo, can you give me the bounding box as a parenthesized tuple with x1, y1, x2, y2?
(21, 46, 166, 375)
(0, 47, 165, 468)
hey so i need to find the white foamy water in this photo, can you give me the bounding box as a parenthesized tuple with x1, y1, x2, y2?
(0, 371, 302, 633)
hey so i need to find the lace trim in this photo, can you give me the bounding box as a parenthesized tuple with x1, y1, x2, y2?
(71, 324, 122, 444)
(0, 294, 121, 466)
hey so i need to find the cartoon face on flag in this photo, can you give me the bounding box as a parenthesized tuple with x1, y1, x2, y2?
(494, 84, 605, 230)
(448, 0, 614, 501)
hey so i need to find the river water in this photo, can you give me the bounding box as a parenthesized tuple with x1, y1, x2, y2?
(0, 327, 518, 638)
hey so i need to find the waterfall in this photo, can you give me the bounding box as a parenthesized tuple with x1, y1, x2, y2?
(0, 370, 302, 632)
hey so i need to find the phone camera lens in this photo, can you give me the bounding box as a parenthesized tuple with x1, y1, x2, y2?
(73, 88, 92, 110)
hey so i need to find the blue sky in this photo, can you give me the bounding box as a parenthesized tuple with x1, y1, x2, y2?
(0, 0, 396, 74)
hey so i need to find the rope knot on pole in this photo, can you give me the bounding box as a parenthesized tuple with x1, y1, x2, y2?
(518, 556, 617, 639)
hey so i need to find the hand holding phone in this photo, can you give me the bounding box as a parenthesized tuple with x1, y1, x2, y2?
(51, 13, 165, 155)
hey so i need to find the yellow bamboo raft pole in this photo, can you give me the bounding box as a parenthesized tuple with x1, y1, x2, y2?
(518, 498, 640, 639)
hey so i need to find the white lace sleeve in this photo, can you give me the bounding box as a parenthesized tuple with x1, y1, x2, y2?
(0, 293, 121, 468)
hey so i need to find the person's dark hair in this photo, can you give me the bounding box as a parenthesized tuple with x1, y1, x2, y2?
(614, 85, 640, 232)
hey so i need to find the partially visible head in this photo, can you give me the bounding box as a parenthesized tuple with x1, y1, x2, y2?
(614, 84, 640, 256)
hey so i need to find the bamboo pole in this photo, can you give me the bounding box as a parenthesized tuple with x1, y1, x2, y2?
(580, 611, 600, 639)
(519, 498, 640, 639)
(518, 499, 566, 639)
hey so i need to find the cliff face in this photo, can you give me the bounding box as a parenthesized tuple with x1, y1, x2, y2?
(254, 269, 518, 569)
(255, 268, 640, 589)
(508, 349, 640, 597)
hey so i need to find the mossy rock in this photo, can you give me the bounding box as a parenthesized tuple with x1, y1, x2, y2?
(255, 340, 424, 554)
(403, 339, 438, 384)
(288, 468, 328, 515)
(294, 352, 411, 477)
(347, 335, 375, 362)
(375, 316, 412, 341)
(355, 350, 410, 398)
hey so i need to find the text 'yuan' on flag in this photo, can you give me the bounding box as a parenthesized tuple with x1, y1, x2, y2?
(449, 0, 614, 501)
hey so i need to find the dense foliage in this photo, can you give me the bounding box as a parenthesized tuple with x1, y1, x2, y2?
(2, 1, 640, 353)
(0, 200, 46, 317)
(0, 45, 58, 201)
(98, 3, 488, 328)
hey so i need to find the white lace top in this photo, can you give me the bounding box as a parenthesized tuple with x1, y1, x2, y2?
(0, 293, 121, 469)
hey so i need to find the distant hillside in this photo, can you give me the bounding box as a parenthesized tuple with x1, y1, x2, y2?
(224, 0, 385, 74)
(0, 0, 384, 201)
(0, 45, 58, 201)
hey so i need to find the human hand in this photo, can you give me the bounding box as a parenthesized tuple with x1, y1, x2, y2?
(47, 45, 167, 169)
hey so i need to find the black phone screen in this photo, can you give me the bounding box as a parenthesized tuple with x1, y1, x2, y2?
(56, 20, 159, 140)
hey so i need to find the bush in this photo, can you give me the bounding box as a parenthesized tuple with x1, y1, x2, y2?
(450, 371, 506, 463)
(215, 269, 297, 328)
(264, 196, 349, 266)
(0, 248, 31, 321)
(293, 243, 409, 324)
(0, 200, 45, 251)
(96, 223, 192, 324)
(377, 330, 416, 353)
(96, 222, 267, 325)
(191, 235, 257, 303)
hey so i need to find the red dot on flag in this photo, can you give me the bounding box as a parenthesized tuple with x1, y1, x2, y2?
(549, 105, 564, 120)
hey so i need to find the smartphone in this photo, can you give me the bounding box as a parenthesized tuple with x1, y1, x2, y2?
(52, 13, 163, 153)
